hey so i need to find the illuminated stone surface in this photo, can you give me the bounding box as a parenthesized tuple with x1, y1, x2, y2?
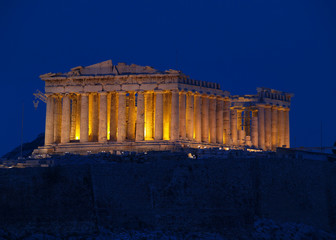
(35, 60, 293, 154)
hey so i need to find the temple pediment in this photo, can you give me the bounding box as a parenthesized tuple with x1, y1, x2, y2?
(41, 60, 164, 78)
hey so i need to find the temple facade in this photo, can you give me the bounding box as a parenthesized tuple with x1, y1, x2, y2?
(35, 60, 293, 155)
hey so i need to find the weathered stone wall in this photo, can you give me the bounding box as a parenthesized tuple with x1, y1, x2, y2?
(0, 156, 335, 234)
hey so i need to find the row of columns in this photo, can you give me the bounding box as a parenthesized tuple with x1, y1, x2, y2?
(45, 91, 232, 146)
(44, 92, 290, 150)
(230, 105, 290, 150)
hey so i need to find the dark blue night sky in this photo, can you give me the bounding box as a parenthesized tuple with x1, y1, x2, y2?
(0, 0, 335, 156)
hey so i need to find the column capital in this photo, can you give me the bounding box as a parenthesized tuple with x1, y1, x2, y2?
(154, 90, 165, 94)
(80, 92, 90, 97)
(116, 91, 127, 95)
(98, 91, 108, 96)
(61, 92, 71, 96)
(45, 93, 55, 98)
(179, 91, 187, 95)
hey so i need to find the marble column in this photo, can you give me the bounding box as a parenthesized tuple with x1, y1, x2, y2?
(201, 95, 209, 142)
(237, 109, 243, 132)
(70, 96, 77, 141)
(98, 92, 107, 142)
(244, 109, 251, 137)
(264, 106, 272, 150)
(284, 109, 290, 148)
(76, 95, 81, 140)
(163, 92, 171, 140)
(45, 94, 54, 145)
(127, 92, 136, 140)
(136, 91, 145, 141)
(154, 91, 163, 140)
(223, 99, 231, 144)
(61, 94, 71, 144)
(194, 94, 202, 143)
(257, 105, 265, 149)
(237, 109, 245, 145)
(90, 93, 99, 142)
(179, 92, 186, 140)
(170, 90, 179, 141)
(230, 108, 237, 145)
(271, 106, 278, 149)
(251, 109, 258, 147)
(278, 108, 285, 147)
(110, 92, 117, 141)
(80, 93, 89, 143)
(53, 95, 62, 143)
(145, 92, 154, 140)
(216, 98, 223, 144)
(186, 92, 194, 140)
(238, 129, 245, 146)
(209, 96, 216, 143)
(117, 92, 126, 142)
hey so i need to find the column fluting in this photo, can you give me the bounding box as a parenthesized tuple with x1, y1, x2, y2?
(251, 109, 258, 147)
(257, 105, 265, 149)
(110, 92, 117, 141)
(186, 93, 194, 140)
(127, 92, 136, 140)
(209, 96, 217, 143)
(136, 91, 145, 141)
(278, 108, 285, 147)
(230, 108, 238, 145)
(170, 90, 179, 141)
(117, 91, 126, 142)
(80, 93, 89, 142)
(216, 98, 223, 144)
(223, 99, 231, 144)
(271, 106, 278, 149)
(61, 94, 71, 144)
(284, 109, 290, 148)
(264, 106, 272, 150)
(45, 94, 54, 145)
(201, 95, 209, 142)
(145, 92, 154, 140)
(194, 94, 202, 143)
(154, 91, 163, 140)
(179, 92, 186, 140)
(98, 92, 107, 142)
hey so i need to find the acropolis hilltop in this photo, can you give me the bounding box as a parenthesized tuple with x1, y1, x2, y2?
(34, 60, 293, 155)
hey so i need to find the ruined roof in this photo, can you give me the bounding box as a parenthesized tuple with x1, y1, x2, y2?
(40, 60, 181, 79)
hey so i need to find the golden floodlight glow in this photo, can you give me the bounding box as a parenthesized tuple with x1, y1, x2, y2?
(247, 148, 263, 152)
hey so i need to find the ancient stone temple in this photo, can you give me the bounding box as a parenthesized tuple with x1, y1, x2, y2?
(35, 60, 293, 155)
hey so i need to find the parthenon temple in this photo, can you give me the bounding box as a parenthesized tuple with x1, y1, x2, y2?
(35, 60, 293, 155)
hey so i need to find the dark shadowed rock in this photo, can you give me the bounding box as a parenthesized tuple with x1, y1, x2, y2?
(2, 133, 44, 159)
